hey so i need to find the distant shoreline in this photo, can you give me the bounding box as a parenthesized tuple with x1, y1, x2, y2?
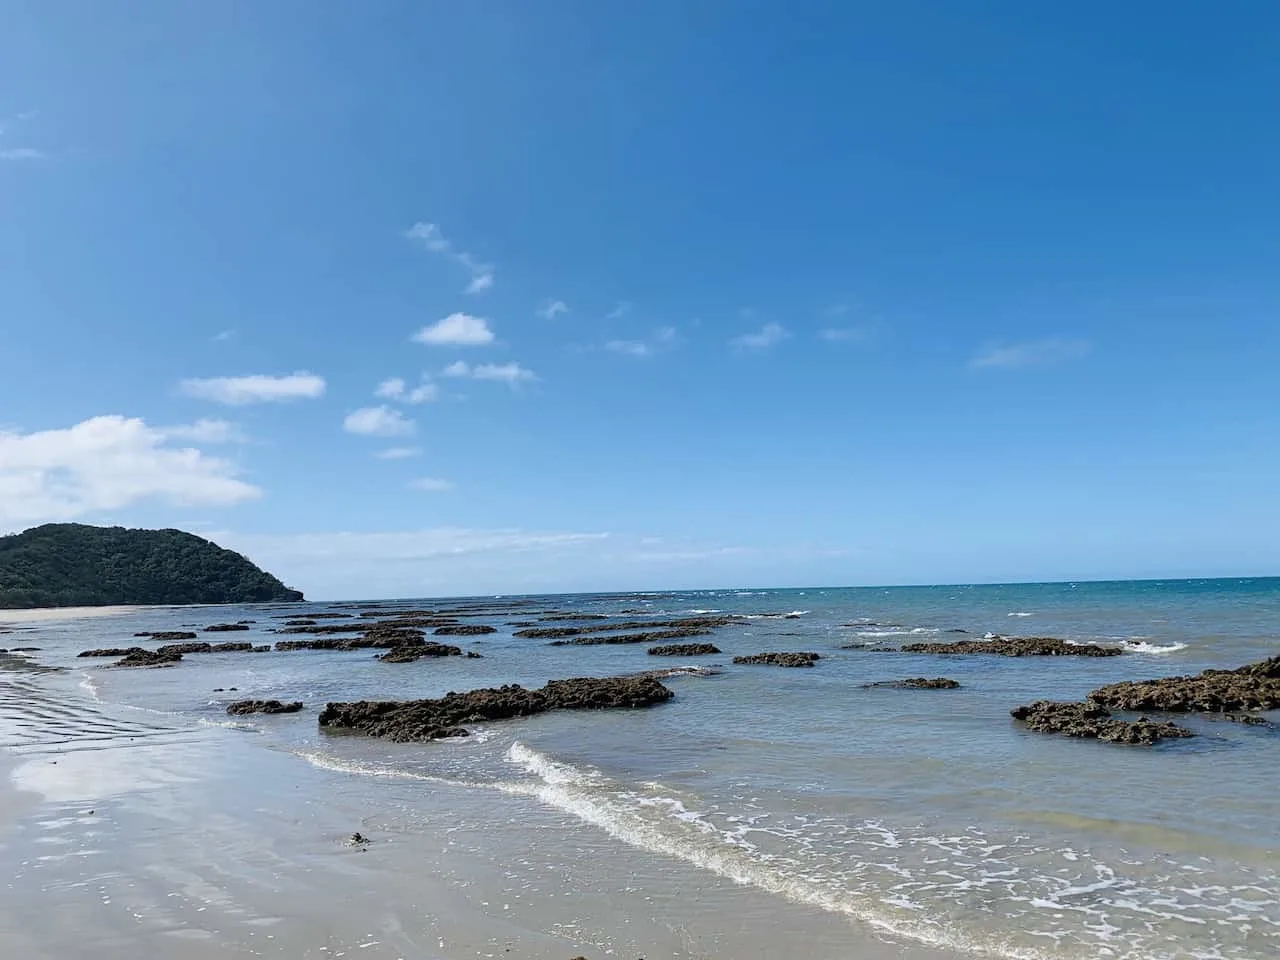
(0, 605, 149, 625)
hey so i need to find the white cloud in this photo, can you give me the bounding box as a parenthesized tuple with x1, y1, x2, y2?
(971, 338, 1092, 369)
(212, 329, 235, 343)
(405, 221, 495, 294)
(180, 372, 326, 405)
(0, 148, 45, 161)
(605, 301, 632, 320)
(343, 406, 415, 437)
(159, 419, 247, 444)
(405, 382, 439, 403)
(442, 361, 537, 384)
(606, 340, 651, 358)
(0, 415, 260, 530)
(731, 322, 790, 351)
(409, 477, 453, 492)
(412, 312, 495, 347)
(606, 326, 679, 359)
(375, 377, 406, 400)
(375, 446, 421, 460)
(537, 299, 569, 319)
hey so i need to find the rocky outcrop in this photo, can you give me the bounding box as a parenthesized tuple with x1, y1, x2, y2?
(278, 623, 366, 634)
(114, 648, 183, 667)
(204, 623, 251, 633)
(1087, 656, 1280, 713)
(377, 642, 464, 663)
(134, 631, 199, 641)
(226, 699, 303, 715)
(648, 643, 722, 656)
(156, 641, 214, 655)
(890, 637, 1122, 657)
(210, 641, 254, 652)
(549, 628, 712, 647)
(318, 676, 674, 742)
(79, 646, 144, 657)
(432, 624, 497, 636)
(515, 616, 737, 640)
(733, 652, 821, 668)
(863, 677, 960, 689)
(1011, 700, 1194, 745)
(539, 613, 611, 622)
(272, 612, 351, 620)
(251, 645, 271, 652)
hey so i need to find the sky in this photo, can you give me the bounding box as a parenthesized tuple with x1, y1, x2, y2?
(2, 1, 1279, 598)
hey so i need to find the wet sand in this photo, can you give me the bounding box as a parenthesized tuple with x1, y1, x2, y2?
(0, 663, 958, 960)
(0, 605, 143, 626)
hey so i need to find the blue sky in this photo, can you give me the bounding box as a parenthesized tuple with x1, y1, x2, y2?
(2, 1, 1279, 598)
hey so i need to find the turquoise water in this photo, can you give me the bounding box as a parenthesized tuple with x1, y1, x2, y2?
(8, 577, 1280, 959)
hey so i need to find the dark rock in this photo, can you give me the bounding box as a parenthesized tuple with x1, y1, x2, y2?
(283, 619, 318, 627)
(272, 612, 352, 620)
(204, 623, 251, 633)
(279, 622, 369, 634)
(515, 616, 738, 640)
(377, 642, 464, 663)
(251, 645, 271, 652)
(507, 621, 538, 627)
(236, 620, 256, 624)
(226, 699, 303, 715)
(1226, 713, 1274, 727)
(945, 629, 969, 634)
(550, 628, 713, 647)
(114, 649, 183, 668)
(539, 613, 611, 622)
(78, 646, 145, 658)
(863, 677, 960, 689)
(892, 637, 1123, 657)
(319, 676, 674, 742)
(629, 665, 724, 680)
(1088, 657, 1280, 713)
(157, 641, 214, 655)
(358, 609, 439, 619)
(10, 646, 40, 652)
(211, 642, 254, 652)
(648, 643, 722, 656)
(432, 624, 497, 636)
(349, 832, 370, 846)
(1011, 700, 1194, 745)
(134, 631, 199, 641)
(733, 652, 821, 668)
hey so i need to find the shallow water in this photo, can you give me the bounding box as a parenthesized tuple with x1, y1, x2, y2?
(5, 578, 1279, 959)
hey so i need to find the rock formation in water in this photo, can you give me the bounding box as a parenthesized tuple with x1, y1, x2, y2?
(318, 676, 674, 742)
(1011, 700, 1194, 745)
(863, 677, 960, 689)
(1087, 656, 1280, 713)
(887, 637, 1122, 657)
(647, 643, 722, 656)
(733, 652, 821, 667)
(225, 699, 303, 715)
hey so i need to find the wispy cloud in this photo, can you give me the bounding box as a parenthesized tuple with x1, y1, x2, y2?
(971, 338, 1092, 370)
(409, 477, 453, 492)
(212, 329, 235, 343)
(179, 372, 325, 405)
(0, 415, 259, 529)
(375, 446, 421, 460)
(343, 405, 415, 437)
(604, 301, 632, 321)
(412, 312, 495, 347)
(818, 327, 871, 342)
(160, 419, 248, 444)
(375, 377, 438, 404)
(731, 322, 790, 351)
(0, 147, 44, 161)
(606, 326, 679, 359)
(443, 361, 537, 385)
(537, 299, 569, 320)
(405, 222, 494, 294)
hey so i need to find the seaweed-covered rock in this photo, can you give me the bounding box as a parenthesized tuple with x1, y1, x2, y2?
(134, 631, 199, 641)
(210, 641, 254, 652)
(79, 646, 145, 658)
(515, 616, 737, 640)
(863, 677, 960, 689)
(318, 676, 674, 742)
(549, 628, 712, 647)
(279, 622, 366, 635)
(156, 641, 214, 655)
(226, 699, 303, 715)
(648, 643, 722, 656)
(114, 648, 183, 668)
(432, 624, 497, 636)
(251, 645, 271, 652)
(377, 642, 464, 663)
(1011, 700, 1193, 745)
(733, 652, 821, 668)
(893, 637, 1122, 657)
(204, 623, 251, 633)
(1088, 656, 1280, 713)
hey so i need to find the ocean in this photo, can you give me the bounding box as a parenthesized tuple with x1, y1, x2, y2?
(2, 578, 1278, 960)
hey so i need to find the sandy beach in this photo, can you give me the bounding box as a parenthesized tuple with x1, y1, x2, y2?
(0, 652, 955, 960)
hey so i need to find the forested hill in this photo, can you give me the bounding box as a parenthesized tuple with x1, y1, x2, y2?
(0, 524, 304, 609)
